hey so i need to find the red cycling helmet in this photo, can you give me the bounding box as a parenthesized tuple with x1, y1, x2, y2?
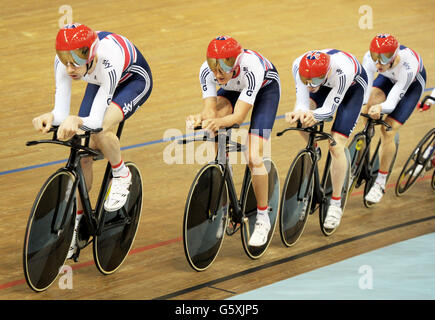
(56, 23, 99, 67)
(299, 51, 330, 87)
(369, 34, 399, 65)
(206, 36, 243, 73)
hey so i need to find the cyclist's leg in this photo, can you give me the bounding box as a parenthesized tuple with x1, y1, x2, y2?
(67, 83, 100, 258)
(214, 89, 240, 159)
(97, 67, 152, 211)
(324, 76, 364, 228)
(245, 80, 280, 246)
(367, 68, 426, 203)
(329, 133, 349, 198)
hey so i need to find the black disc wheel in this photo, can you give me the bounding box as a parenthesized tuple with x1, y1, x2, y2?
(241, 158, 280, 258)
(93, 162, 143, 275)
(23, 169, 76, 292)
(279, 151, 314, 247)
(183, 163, 228, 271)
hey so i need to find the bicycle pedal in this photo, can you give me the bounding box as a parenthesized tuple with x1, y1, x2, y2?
(226, 221, 240, 236)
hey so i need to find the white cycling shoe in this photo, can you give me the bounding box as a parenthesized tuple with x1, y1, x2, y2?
(365, 182, 385, 204)
(323, 205, 343, 229)
(104, 171, 132, 212)
(248, 218, 271, 247)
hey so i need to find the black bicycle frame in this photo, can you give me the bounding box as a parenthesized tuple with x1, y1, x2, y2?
(278, 120, 335, 213)
(212, 126, 248, 224)
(27, 122, 125, 240)
(354, 114, 391, 186)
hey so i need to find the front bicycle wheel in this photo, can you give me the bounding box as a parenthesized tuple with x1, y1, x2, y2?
(93, 162, 143, 275)
(279, 150, 313, 247)
(395, 128, 435, 196)
(319, 148, 351, 236)
(241, 158, 280, 258)
(183, 163, 228, 271)
(23, 169, 76, 292)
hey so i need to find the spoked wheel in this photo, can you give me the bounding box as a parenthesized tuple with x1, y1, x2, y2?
(364, 133, 399, 207)
(183, 163, 228, 271)
(395, 128, 435, 196)
(241, 158, 280, 259)
(279, 151, 314, 247)
(23, 169, 77, 292)
(93, 162, 143, 275)
(319, 148, 351, 236)
(347, 134, 367, 195)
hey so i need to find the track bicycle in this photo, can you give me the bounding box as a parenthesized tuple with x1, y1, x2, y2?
(395, 95, 435, 194)
(181, 125, 280, 271)
(276, 119, 351, 247)
(347, 113, 399, 207)
(395, 128, 435, 195)
(23, 122, 143, 292)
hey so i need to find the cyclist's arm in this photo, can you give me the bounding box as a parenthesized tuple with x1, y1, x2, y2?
(199, 62, 218, 120)
(292, 58, 311, 111)
(80, 58, 123, 130)
(313, 72, 352, 121)
(380, 67, 417, 114)
(218, 100, 252, 127)
(51, 56, 72, 125)
(217, 61, 263, 125)
(362, 51, 377, 105)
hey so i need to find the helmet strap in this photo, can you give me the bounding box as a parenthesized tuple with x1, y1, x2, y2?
(232, 65, 240, 78)
(85, 59, 94, 76)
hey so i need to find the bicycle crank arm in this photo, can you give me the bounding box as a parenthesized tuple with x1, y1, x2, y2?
(243, 217, 251, 240)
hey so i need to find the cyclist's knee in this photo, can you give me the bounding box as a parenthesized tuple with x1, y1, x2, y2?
(380, 119, 400, 139)
(248, 160, 267, 176)
(216, 96, 233, 117)
(329, 143, 345, 158)
(329, 133, 347, 157)
(80, 156, 93, 167)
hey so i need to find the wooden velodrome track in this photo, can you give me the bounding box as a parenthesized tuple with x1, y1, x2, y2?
(0, 0, 434, 300)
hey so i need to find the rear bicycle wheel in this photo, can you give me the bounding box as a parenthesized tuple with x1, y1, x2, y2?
(241, 158, 280, 258)
(395, 128, 435, 196)
(319, 148, 351, 236)
(23, 169, 76, 292)
(279, 151, 313, 247)
(183, 163, 228, 271)
(93, 162, 143, 275)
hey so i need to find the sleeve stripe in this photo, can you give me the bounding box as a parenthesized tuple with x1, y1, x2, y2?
(108, 69, 117, 96)
(246, 71, 256, 91)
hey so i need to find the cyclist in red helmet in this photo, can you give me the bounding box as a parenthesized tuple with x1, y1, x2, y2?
(32, 23, 153, 259)
(286, 49, 368, 230)
(187, 35, 281, 247)
(362, 33, 426, 204)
